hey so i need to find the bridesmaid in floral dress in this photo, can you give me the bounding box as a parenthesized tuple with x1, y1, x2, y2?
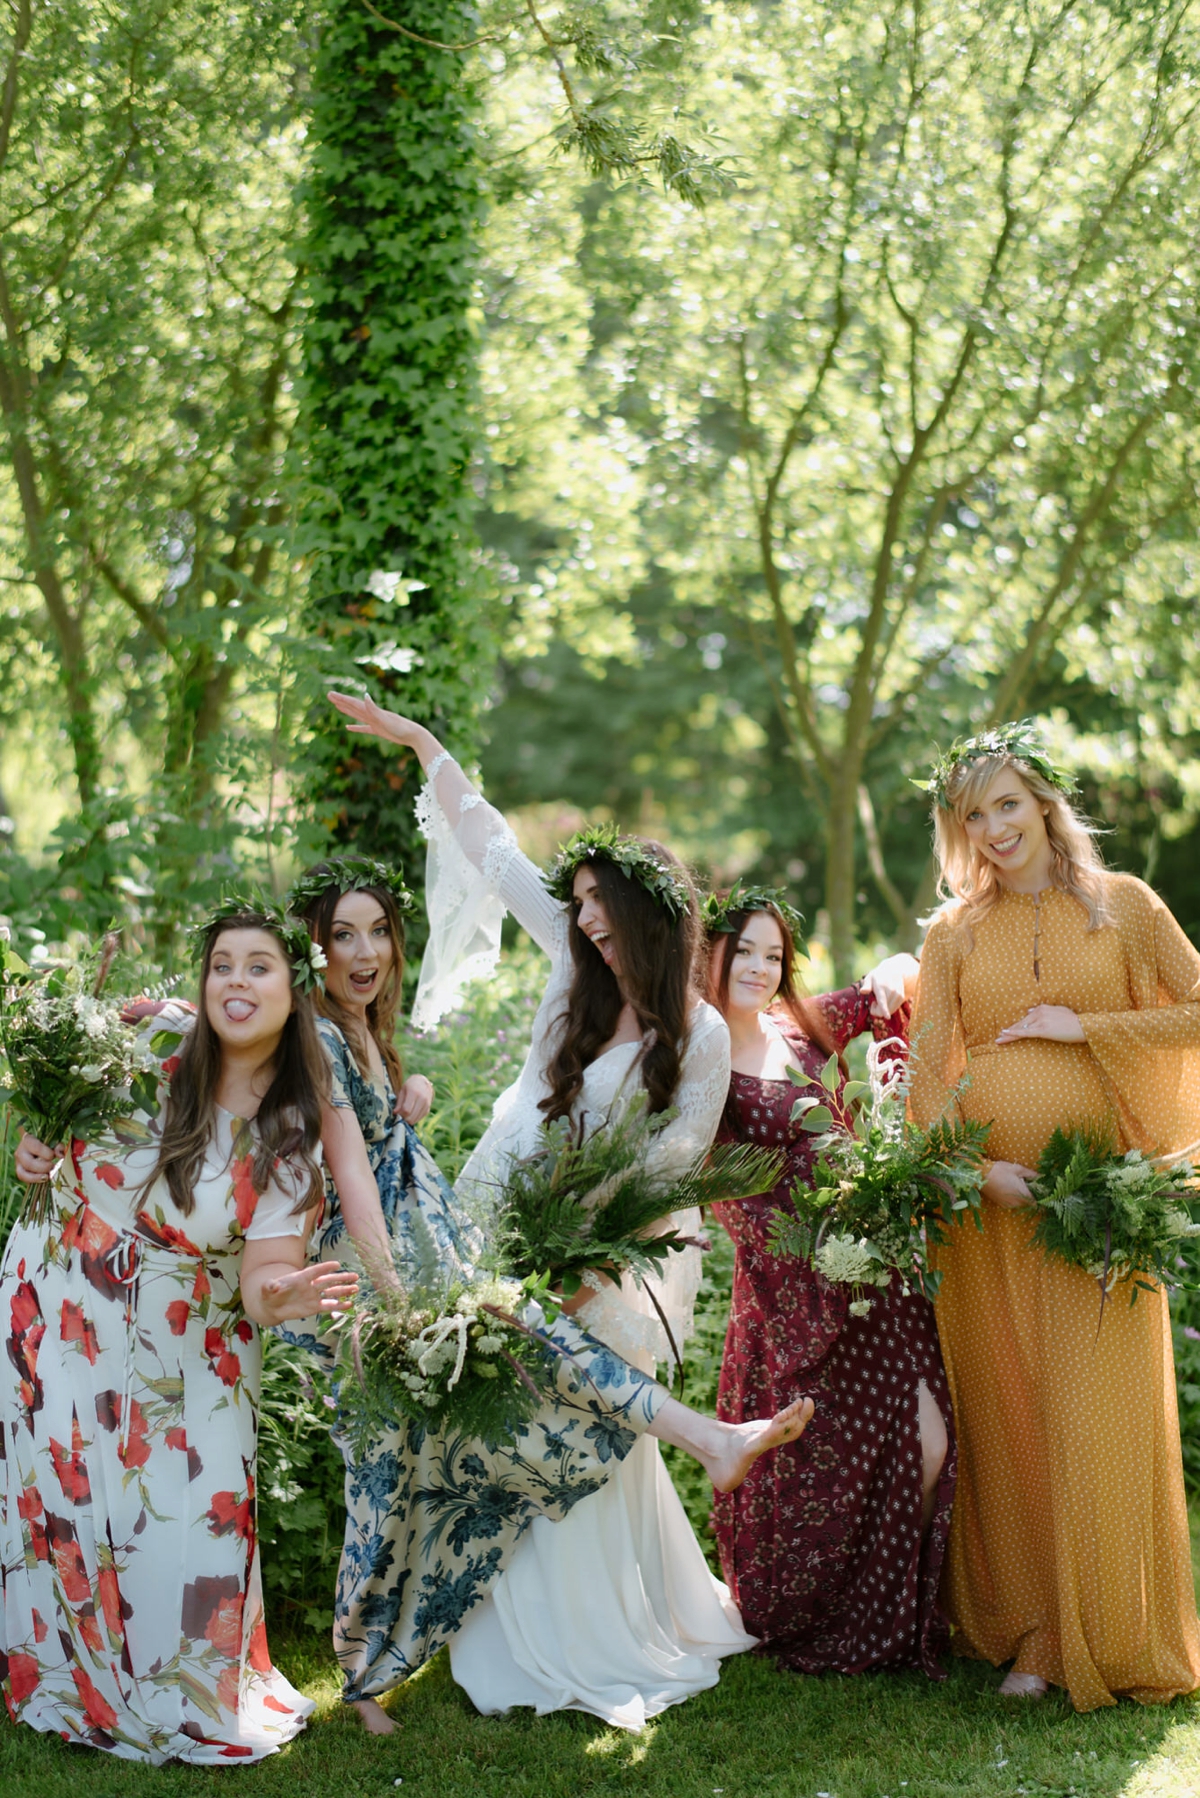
(1, 903, 356, 1763)
(704, 890, 957, 1677)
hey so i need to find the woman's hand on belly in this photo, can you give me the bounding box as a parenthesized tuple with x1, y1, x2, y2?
(982, 1160, 1039, 1209)
(996, 1004, 1085, 1045)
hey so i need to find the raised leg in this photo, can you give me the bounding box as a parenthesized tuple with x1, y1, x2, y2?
(648, 1393, 814, 1494)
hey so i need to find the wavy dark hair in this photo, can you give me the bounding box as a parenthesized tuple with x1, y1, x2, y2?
(294, 866, 407, 1091)
(145, 912, 328, 1217)
(705, 900, 845, 1077)
(541, 842, 701, 1123)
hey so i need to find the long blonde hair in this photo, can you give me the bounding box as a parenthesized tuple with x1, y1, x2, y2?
(933, 754, 1110, 931)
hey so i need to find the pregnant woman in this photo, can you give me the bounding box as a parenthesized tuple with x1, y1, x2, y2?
(908, 720, 1200, 1709)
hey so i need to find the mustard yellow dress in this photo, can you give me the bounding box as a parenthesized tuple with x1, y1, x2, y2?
(908, 873, 1200, 1711)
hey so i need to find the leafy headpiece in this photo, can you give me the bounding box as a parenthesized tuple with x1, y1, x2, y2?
(913, 719, 1078, 813)
(543, 823, 692, 921)
(188, 893, 327, 994)
(286, 855, 416, 922)
(701, 882, 806, 947)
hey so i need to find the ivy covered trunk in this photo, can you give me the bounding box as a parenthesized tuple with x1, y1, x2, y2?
(300, 0, 491, 875)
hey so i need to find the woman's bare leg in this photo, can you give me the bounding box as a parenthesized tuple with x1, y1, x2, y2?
(918, 1378, 948, 1533)
(648, 1394, 814, 1494)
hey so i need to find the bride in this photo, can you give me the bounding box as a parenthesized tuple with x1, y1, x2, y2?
(328, 690, 798, 1731)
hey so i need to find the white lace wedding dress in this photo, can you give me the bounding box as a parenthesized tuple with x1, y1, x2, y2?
(413, 759, 754, 1729)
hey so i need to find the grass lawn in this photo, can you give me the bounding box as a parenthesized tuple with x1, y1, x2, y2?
(4, 1525, 1200, 1798)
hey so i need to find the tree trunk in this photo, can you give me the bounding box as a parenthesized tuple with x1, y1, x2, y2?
(298, 0, 491, 886)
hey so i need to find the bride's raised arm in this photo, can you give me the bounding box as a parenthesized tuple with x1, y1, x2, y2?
(327, 692, 564, 1027)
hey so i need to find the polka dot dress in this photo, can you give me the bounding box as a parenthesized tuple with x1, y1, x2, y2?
(909, 873, 1200, 1711)
(711, 996, 956, 1679)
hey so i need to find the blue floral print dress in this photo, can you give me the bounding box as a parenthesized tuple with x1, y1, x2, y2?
(306, 1019, 665, 1702)
(0, 1014, 314, 1764)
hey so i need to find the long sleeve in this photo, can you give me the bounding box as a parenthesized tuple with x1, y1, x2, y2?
(641, 1004, 731, 1182)
(814, 983, 872, 1051)
(906, 911, 969, 1130)
(412, 756, 566, 1028)
(1077, 878, 1200, 1160)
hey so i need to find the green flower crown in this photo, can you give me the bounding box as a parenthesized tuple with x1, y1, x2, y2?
(285, 855, 416, 922)
(188, 893, 327, 994)
(701, 883, 806, 947)
(912, 719, 1078, 813)
(543, 823, 692, 921)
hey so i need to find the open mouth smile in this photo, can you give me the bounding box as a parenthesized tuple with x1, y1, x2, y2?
(223, 997, 256, 1023)
(349, 968, 379, 993)
(990, 832, 1023, 857)
(586, 929, 615, 966)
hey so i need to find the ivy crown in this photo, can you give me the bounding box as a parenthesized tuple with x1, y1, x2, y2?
(913, 718, 1079, 813)
(188, 893, 327, 994)
(285, 856, 416, 921)
(701, 883, 806, 948)
(543, 823, 692, 920)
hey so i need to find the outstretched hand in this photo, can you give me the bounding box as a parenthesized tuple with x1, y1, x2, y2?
(328, 691, 422, 749)
(258, 1260, 359, 1323)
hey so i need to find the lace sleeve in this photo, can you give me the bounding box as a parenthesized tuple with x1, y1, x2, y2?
(411, 757, 566, 1030)
(643, 1003, 732, 1181)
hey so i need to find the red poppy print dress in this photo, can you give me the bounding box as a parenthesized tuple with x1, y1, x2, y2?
(0, 1022, 315, 1763)
(710, 991, 957, 1678)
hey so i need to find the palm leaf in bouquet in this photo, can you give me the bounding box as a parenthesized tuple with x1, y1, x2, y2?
(767, 1039, 991, 1312)
(1028, 1125, 1199, 1325)
(0, 934, 161, 1225)
(495, 1096, 783, 1296)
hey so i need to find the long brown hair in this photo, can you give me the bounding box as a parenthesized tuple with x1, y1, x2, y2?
(933, 754, 1110, 932)
(295, 866, 407, 1090)
(706, 901, 844, 1072)
(146, 914, 328, 1217)
(541, 842, 701, 1122)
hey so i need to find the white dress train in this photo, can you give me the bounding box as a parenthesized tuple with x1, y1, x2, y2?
(413, 762, 754, 1727)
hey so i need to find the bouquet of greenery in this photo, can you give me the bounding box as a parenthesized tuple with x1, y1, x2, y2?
(0, 934, 160, 1225)
(766, 1039, 991, 1313)
(336, 1100, 782, 1443)
(496, 1098, 782, 1364)
(335, 1260, 574, 1452)
(1027, 1126, 1199, 1322)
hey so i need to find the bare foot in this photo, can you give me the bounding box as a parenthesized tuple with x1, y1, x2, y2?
(998, 1671, 1048, 1698)
(706, 1397, 815, 1494)
(349, 1696, 397, 1734)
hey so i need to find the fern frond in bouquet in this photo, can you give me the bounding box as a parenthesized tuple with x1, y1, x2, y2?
(767, 1039, 991, 1313)
(0, 934, 161, 1226)
(496, 1096, 783, 1295)
(1028, 1125, 1198, 1323)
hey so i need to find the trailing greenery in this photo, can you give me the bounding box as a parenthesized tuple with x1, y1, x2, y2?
(1029, 1127, 1199, 1323)
(298, 0, 493, 878)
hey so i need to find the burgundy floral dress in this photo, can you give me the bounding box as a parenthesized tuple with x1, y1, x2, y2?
(710, 988, 956, 1678)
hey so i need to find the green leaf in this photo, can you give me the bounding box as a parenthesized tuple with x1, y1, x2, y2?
(819, 1052, 840, 1094)
(799, 1106, 834, 1132)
